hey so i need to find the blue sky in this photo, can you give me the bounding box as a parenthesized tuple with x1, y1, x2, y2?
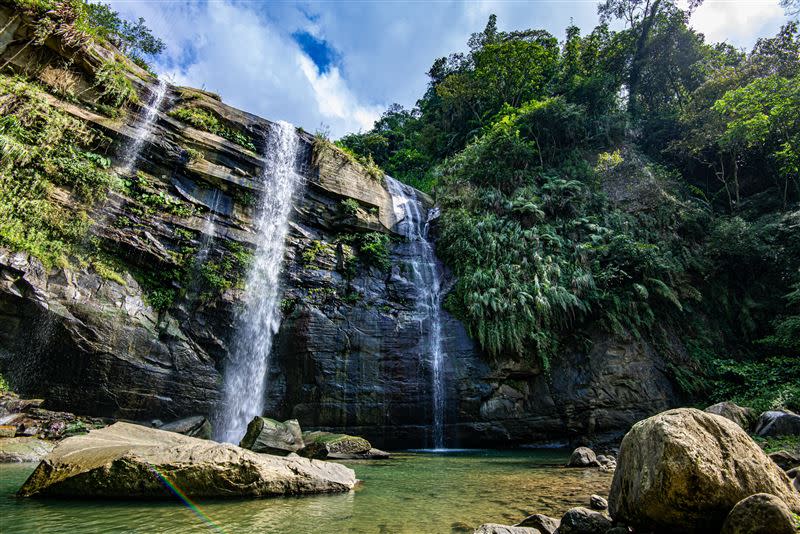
(108, 0, 790, 137)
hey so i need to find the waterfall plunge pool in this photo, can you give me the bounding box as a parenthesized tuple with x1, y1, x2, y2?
(0, 449, 612, 533)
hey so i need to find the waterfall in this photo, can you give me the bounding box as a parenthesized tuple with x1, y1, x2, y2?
(215, 121, 302, 444)
(386, 177, 446, 449)
(120, 79, 167, 174)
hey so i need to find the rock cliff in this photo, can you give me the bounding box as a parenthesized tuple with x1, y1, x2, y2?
(0, 4, 682, 448)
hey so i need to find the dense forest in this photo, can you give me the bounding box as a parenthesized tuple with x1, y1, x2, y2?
(338, 1, 800, 412)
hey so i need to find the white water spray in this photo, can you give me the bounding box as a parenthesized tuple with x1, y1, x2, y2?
(120, 79, 167, 174)
(216, 122, 301, 443)
(386, 177, 446, 449)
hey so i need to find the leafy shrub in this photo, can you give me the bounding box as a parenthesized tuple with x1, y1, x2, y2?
(94, 60, 138, 108)
(339, 198, 360, 216)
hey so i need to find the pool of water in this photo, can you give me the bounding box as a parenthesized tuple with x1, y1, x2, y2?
(0, 450, 612, 533)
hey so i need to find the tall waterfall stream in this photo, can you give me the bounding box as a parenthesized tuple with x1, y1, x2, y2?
(215, 121, 302, 443)
(386, 177, 447, 449)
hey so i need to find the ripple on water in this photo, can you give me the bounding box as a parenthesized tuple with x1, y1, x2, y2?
(0, 450, 612, 533)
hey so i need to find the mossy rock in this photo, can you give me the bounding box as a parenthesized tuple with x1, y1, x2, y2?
(300, 431, 371, 459)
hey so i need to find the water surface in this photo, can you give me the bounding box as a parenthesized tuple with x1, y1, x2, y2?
(0, 450, 611, 533)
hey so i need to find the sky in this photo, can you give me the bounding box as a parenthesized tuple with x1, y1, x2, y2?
(107, 0, 791, 138)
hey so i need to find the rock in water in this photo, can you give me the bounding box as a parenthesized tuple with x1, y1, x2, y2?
(18, 422, 356, 498)
(755, 410, 800, 437)
(515, 513, 559, 534)
(704, 402, 756, 431)
(158, 416, 212, 440)
(0, 437, 54, 463)
(239, 417, 304, 455)
(300, 431, 372, 459)
(720, 493, 797, 534)
(566, 446, 599, 467)
(609, 408, 800, 533)
(557, 507, 612, 534)
(473, 524, 541, 534)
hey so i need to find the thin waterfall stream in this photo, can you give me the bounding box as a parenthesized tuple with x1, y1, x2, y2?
(386, 177, 447, 449)
(120, 79, 167, 173)
(215, 121, 302, 444)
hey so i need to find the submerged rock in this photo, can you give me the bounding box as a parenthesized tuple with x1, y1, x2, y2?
(515, 513, 559, 533)
(720, 493, 797, 534)
(473, 524, 540, 534)
(0, 437, 54, 463)
(557, 507, 611, 534)
(704, 401, 756, 431)
(588, 494, 608, 510)
(239, 417, 304, 455)
(755, 410, 800, 437)
(609, 408, 800, 533)
(566, 447, 599, 467)
(18, 422, 356, 498)
(158, 416, 212, 440)
(300, 431, 373, 459)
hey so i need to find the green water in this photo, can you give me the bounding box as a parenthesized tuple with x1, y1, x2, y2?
(0, 450, 612, 534)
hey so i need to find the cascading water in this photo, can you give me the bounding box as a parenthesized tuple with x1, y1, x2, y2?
(120, 79, 167, 173)
(215, 121, 302, 444)
(386, 176, 447, 449)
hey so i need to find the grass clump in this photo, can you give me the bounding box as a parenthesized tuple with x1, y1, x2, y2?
(168, 105, 256, 152)
(94, 60, 138, 108)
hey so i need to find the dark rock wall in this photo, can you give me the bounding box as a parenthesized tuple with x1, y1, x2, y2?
(0, 5, 682, 448)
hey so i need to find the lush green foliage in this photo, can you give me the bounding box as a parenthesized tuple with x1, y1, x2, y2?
(168, 106, 257, 152)
(339, 8, 800, 405)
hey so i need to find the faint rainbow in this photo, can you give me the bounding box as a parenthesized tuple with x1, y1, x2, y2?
(148, 464, 227, 533)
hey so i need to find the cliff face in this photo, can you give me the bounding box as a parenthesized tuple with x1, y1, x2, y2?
(0, 5, 681, 448)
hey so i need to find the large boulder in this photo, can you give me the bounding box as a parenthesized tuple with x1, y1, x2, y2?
(300, 431, 373, 459)
(720, 493, 797, 534)
(769, 450, 800, 471)
(18, 422, 356, 498)
(566, 447, 599, 467)
(0, 437, 54, 463)
(158, 416, 212, 440)
(515, 514, 559, 534)
(755, 410, 800, 437)
(609, 408, 800, 533)
(473, 524, 540, 534)
(239, 417, 304, 455)
(704, 402, 756, 431)
(557, 507, 612, 534)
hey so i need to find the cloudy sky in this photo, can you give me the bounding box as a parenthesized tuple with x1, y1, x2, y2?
(108, 0, 791, 138)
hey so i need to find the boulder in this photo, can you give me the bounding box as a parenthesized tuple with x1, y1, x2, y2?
(589, 494, 608, 510)
(769, 449, 800, 471)
(239, 417, 304, 455)
(704, 402, 756, 431)
(515, 513, 559, 534)
(0, 437, 54, 463)
(566, 447, 599, 467)
(720, 493, 797, 534)
(158, 416, 212, 440)
(787, 467, 800, 492)
(300, 431, 372, 459)
(17, 422, 356, 498)
(608, 408, 800, 533)
(755, 410, 800, 437)
(329, 448, 390, 460)
(557, 507, 612, 534)
(473, 524, 540, 534)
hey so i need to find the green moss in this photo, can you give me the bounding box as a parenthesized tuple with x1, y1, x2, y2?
(168, 105, 256, 151)
(302, 240, 333, 269)
(122, 172, 196, 218)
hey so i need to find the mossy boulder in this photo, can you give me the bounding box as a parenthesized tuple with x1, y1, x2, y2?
(300, 431, 372, 459)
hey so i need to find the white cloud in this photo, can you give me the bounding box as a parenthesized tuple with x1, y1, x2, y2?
(688, 0, 787, 49)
